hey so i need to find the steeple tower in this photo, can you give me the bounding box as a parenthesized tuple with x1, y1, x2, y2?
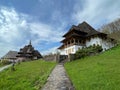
(16, 39, 42, 60)
(29, 40, 32, 45)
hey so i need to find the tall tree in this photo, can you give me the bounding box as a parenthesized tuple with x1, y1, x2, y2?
(100, 18, 120, 42)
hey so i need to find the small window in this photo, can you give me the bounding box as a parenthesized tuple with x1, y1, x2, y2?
(96, 41, 98, 44)
(68, 41, 70, 44)
(104, 48, 106, 51)
(71, 40, 74, 43)
(79, 40, 81, 43)
(83, 41, 85, 44)
(75, 39, 78, 43)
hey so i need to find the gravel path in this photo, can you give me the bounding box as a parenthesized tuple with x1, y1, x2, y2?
(41, 64, 75, 90)
(0, 64, 12, 72)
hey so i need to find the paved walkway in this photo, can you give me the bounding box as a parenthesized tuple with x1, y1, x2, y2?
(41, 64, 74, 90)
(0, 64, 12, 72)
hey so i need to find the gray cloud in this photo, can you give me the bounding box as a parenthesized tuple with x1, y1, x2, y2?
(72, 0, 120, 28)
(0, 0, 120, 57)
(0, 6, 65, 57)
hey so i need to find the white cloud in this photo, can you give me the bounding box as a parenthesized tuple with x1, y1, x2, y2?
(0, 7, 30, 57)
(29, 22, 64, 42)
(72, 0, 120, 28)
(0, 6, 65, 57)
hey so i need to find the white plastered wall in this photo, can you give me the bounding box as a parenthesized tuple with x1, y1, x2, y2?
(86, 37, 115, 51)
(60, 37, 115, 55)
(60, 45, 83, 55)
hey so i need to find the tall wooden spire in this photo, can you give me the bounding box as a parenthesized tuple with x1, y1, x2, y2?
(29, 40, 31, 45)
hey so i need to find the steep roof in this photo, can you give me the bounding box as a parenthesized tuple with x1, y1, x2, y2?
(63, 21, 106, 37)
(2, 51, 18, 59)
(33, 50, 42, 58)
(78, 21, 101, 36)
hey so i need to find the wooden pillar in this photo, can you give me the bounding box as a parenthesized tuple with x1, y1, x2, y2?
(77, 39, 79, 45)
(73, 38, 75, 44)
(78, 39, 80, 45)
(64, 43, 65, 48)
(67, 41, 69, 47)
(70, 39, 72, 46)
(63, 43, 65, 48)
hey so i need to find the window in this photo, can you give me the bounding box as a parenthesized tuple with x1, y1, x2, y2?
(96, 41, 98, 44)
(79, 40, 81, 43)
(75, 39, 78, 43)
(83, 41, 85, 44)
(71, 39, 74, 43)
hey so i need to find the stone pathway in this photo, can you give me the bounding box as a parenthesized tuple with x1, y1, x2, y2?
(41, 64, 75, 90)
(0, 64, 12, 72)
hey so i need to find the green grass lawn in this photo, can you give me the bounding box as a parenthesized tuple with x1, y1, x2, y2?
(0, 60, 56, 90)
(65, 45, 120, 90)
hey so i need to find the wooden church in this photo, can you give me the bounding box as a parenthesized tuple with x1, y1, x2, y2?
(16, 40, 42, 61)
(58, 21, 116, 55)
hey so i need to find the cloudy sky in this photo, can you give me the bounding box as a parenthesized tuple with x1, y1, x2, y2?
(0, 0, 120, 57)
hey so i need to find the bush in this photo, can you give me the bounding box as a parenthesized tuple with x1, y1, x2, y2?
(1, 59, 11, 65)
(75, 45, 103, 59)
(0, 61, 2, 66)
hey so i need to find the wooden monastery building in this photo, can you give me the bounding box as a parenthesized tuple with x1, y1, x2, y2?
(1, 51, 18, 61)
(16, 40, 42, 61)
(58, 21, 116, 55)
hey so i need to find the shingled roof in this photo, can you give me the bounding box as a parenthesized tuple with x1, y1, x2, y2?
(78, 21, 101, 36)
(2, 51, 18, 59)
(16, 40, 42, 59)
(63, 21, 107, 37)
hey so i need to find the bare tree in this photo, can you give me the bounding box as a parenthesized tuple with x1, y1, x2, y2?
(100, 18, 120, 42)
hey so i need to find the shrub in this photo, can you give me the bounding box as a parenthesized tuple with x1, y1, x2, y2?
(0, 61, 2, 66)
(1, 59, 11, 65)
(75, 45, 103, 59)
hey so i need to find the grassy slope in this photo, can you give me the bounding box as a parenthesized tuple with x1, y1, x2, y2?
(0, 60, 56, 90)
(65, 45, 120, 90)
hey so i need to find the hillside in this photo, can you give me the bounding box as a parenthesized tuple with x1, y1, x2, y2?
(0, 60, 56, 90)
(65, 45, 120, 90)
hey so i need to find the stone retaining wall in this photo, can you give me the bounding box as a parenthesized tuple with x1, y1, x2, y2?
(43, 54, 68, 62)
